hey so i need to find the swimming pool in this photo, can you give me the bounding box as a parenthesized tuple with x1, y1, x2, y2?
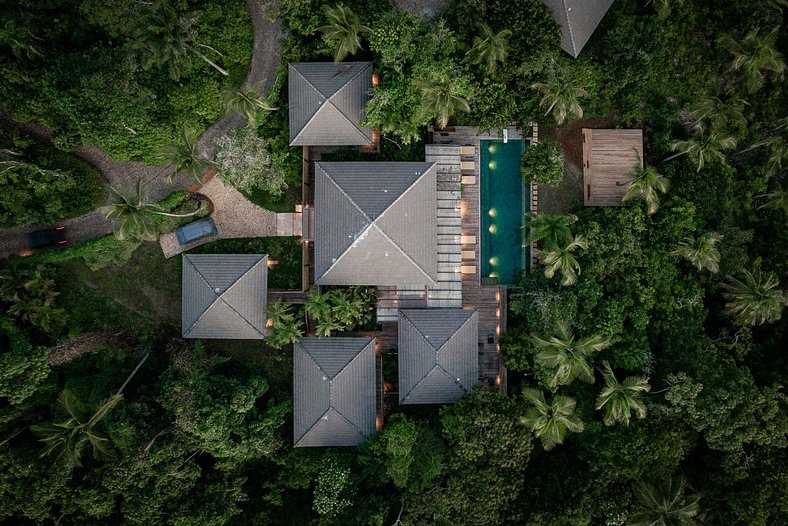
(480, 139, 527, 285)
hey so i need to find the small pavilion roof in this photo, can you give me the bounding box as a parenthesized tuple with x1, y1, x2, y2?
(582, 128, 643, 207)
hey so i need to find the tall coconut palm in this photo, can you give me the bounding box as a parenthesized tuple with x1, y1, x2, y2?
(671, 124, 737, 172)
(31, 391, 122, 467)
(160, 129, 214, 184)
(532, 72, 587, 126)
(267, 315, 304, 350)
(521, 388, 584, 451)
(628, 476, 701, 526)
(531, 320, 610, 388)
(757, 189, 788, 214)
(722, 263, 787, 326)
(534, 234, 589, 286)
(595, 361, 650, 426)
(315, 318, 343, 338)
(718, 27, 785, 93)
(690, 92, 748, 130)
(103, 178, 204, 241)
(465, 23, 512, 74)
(305, 289, 332, 324)
(744, 117, 787, 177)
(415, 74, 471, 129)
(524, 212, 577, 249)
(130, 2, 228, 79)
(671, 232, 723, 273)
(622, 153, 670, 215)
(222, 83, 278, 127)
(318, 3, 370, 63)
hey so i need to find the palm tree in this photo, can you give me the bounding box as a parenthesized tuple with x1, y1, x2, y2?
(315, 318, 343, 338)
(305, 289, 332, 324)
(318, 3, 370, 63)
(690, 92, 748, 130)
(718, 27, 785, 93)
(266, 301, 303, 349)
(160, 129, 214, 184)
(532, 67, 587, 126)
(722, 263, 787, 326)
(415, 74, 471, 129)
(534, 234, 589, 286)
(222, 83, 278, 127)
(31, 391, 122, 467)
(330, 289, 356, 328)
(670, 232, 723, 273)
(622, 153, 670, 215)
(646, 0, 671, 19)
(130, 2, 228, 79)
(524, 213, 576, 249)
(628, 476, 701, 526)
(595, 361, 650, 426)
(102, 179, 204, 241)
(465, 23, 512, 74)
(521, 388, 584, 451)
(266, 300, 290, 326)
(757, 189, 788, 214)
(670, 124, 737, 172)
(743, 117, 787, 177)
(531, 320, 610, 388)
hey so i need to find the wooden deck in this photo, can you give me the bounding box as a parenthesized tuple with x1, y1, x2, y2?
(582, 128, 643, 207)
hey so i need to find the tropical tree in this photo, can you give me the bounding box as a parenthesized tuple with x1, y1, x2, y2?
(222, 83, 277, 127)
(722, 263, 787, 326)
(415, 73, 471, 129)
(532, 66, 587, 125)
(465, 23, 511, 74)
(521, 388, 584, 451)
(531, 320, 610, 388)
(690, 91, 748, 130)
(628, 476, 701, 526)
(31, 391, 122, 467)
(534, 234, 589, 286)
(646, 0, 671, 19)
(305, 289, 332, 325)
(0, 264, 66, 334)
(622, 154, 670, 215)
(743, 117, 787, 177)
(671, 124, 737, 172)
(595, 361, 651, 426)
(130, 1, 228, 79)
(160, 129, 214, 184)
(757, 189, 788, 214)
(671, 232, 723, 273)
(718, 27, 785, 93)
(265, 301, 304, 349)
(103, 179, 203, 241)
(524, 212, 576, 249)
(318, 3, 370, 62)
(330, 289, 358, 328)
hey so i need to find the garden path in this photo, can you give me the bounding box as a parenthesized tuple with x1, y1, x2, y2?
(0, 0, 284, 258)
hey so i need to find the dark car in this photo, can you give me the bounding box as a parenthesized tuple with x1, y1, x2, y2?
(176, 217, 218, 245)
(26, 226, 68, 251)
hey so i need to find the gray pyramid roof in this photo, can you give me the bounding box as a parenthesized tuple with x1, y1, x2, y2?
(288, 62, 374, 146)
(542, 0, 615, 58)
(398, 309, 479, 404)
(182, 254, 268, 339)
(314, 162, 439, 288)
(293, 337, 377, 447)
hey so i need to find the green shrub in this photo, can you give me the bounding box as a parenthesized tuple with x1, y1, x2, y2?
(521, 142, 564, 186)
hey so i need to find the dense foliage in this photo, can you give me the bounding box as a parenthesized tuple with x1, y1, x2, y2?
(0, 0, 786, 525)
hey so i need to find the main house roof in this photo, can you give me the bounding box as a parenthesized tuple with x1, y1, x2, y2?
(181, 254, 268, 339)
(314, 162, 439, 288)
(293, 337, 377, 447)
(398, 309, 479, 404)
(542, 0, 615, 58)
(288, 62, 374, 146)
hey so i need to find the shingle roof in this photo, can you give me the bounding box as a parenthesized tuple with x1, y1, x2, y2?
(398, 309, 479, 404)
(182, 254, 268, 339)
(293, 337, 377, 447)
(288, 62, 374, 146)
(314, 162, 439, 288)
(542, 0, 615, 58)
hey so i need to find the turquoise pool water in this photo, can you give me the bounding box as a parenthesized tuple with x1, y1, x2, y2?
(480, 140, 527, 285)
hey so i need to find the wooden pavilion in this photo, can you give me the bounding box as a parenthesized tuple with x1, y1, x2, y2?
(582, 128, 644, 207)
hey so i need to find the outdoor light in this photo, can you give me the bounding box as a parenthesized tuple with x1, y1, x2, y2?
(488, 224, 497, 234)
(489, 256, 499, 266)
(488, 144, 497, 154)
(488, 208, 497, 217)
(488, 161, 496, 170)
(490, 271, 500, 279)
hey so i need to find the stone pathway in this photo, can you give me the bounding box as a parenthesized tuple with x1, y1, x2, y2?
(0, 0, 284, 259)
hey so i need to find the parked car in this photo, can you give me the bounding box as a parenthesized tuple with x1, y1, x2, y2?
(176, 217, 218, 245)
(19, 226, 68, 256)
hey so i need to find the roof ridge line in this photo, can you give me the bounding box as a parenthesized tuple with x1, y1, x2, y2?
(434, 310, 475, 353)
(295, 407, 331, 446)
(400, 310, 439, 352)
(327, 63, 372, 139)
(369, 223, 439, 287)
(183, 256, 219, 335)
(434, 362, 469, 391)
